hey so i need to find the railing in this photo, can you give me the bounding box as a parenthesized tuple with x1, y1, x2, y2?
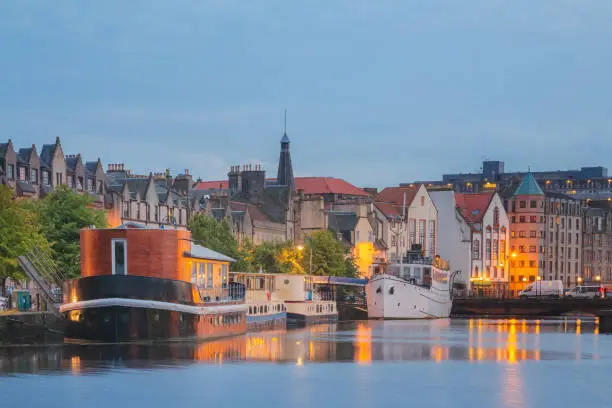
(17, 246, 64, 314)
(198, 283, 245, 303)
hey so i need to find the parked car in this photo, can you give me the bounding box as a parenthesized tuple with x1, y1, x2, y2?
(519, 280, 564, 298)
(565, 285, 604, 299)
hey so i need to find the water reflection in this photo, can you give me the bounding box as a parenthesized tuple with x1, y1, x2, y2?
(0, 318, 602, 375)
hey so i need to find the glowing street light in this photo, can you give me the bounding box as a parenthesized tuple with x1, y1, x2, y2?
(297, 245, 304, 251)
(577, 277, 583, 283)
(595, 275, 601, 281)
(511, 253, 517, 258)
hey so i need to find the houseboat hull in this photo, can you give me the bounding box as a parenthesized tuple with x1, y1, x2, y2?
(246, 300, 287, 331)
(286, 301, 338, 325)
(61, 275, 247, 343)
(366, 274, 452, 319)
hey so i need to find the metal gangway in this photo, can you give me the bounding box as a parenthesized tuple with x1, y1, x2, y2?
(17, 246, 64, 315)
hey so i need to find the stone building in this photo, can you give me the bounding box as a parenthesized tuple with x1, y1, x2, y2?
(504, 173, 583, 290)
(582, 207, 612, 282)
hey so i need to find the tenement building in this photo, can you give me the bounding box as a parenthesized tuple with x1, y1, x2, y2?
(409, 160, 611, 200)
(582, 206, 612, 282)
(504, 173, 582, 291)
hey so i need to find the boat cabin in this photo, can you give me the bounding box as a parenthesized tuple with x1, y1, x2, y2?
(78, 223, 237, 303)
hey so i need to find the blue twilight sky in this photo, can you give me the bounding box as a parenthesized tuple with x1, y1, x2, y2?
(1, 1, 611, 187)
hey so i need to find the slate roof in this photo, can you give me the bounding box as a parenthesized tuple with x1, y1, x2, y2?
(375, 186, 419, 208)
(0, 143, 8, 157)
(374, 201, 401, 219)
(185, 243, 236, 263)
(65, 156, 78, 171)
(230, 186, 289, 224)
(455, 192, 494, 223)
(85, 161, 99, 174)
(40, 144, 55, 168)
(328, 211, 359, 232)
(514, 173, 544, 196)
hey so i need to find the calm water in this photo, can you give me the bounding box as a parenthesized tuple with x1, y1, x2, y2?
(0, 318, 609, 408)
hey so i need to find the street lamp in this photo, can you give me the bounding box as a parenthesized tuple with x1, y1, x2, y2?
(595, 275, 601, 282)
(297, 239, 313, 275)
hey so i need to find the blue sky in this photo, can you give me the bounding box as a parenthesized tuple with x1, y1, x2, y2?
(1, 1, 611, 187)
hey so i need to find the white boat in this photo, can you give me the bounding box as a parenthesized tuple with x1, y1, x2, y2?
(366, 250, 457, 319)
(230, 272, 286, 331)
(275, 274, 338, 325)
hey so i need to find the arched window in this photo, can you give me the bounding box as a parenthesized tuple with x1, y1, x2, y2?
(493, 207, 500, 228)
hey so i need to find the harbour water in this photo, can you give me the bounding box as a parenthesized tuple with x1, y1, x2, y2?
(0, 318, 609, 408)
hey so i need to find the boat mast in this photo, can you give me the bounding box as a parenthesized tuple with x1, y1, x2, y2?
(400, 192, 406, 273)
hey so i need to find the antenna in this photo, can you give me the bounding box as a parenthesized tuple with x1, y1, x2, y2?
(283, 109, 287, 135)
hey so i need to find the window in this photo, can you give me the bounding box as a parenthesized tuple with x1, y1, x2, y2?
(42, 171, 50, 186)
(356, 231, 360, 241)
(568, 219, 572, 230)
(530, 231, 536, 238)
(519, 231, 526, 238)
(191, 263, 197, 284)
(519, 245, 525, 253)
(576, 219, 580, 229)
(520, 201, 526, 208)
(207, 263, 213, 289)
(511, 216, 516, 223)
(529, 261, 536, 268)
(529, 275, 536, 282)
(409, 219, 416, 246)
(222, 264, 228, 288)
(112, 239, 127, 275)
(7, 164, 14, 179)
(561, 218, 565, 229)
(420, 196, 425, 207)
(540, 231, 546, 238)
(428, 220, 435, 257)
(493, 207, 500, 228)
(500, 240, 506, 260)
(391, 235, 396, 247)
(540, 246, 544, 253)
(529, 246, 536, 253)
(530, 216, 537, 223)
(418, 220, 426, 246)
(18, 166, 26, 181)
(519, 216, 525, 223)
(511, 231, 516, 238)
(512, 201, 516, 212)
(56, 172, 63, 185)
(30, 168, 38, 184)
(530, 200, 537, 208)
(493, 239, 499, 259)
(67, 176, 73, 188)
(540, 216, 545, 223)
(568, 234, 571, 244)
(486, 239, 491, 258)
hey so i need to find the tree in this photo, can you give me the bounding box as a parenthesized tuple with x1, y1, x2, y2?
(0, 186, 50, 294)
(252, 241, 303, 274)
(302, 230, 349, 276)
(25, 186, 107, 279)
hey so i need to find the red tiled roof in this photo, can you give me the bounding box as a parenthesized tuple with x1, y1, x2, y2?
(374, 201, 401, 218)
(455, 192, 494, 223)
(195, 176, 368, 197)
(195, 180, 228, 190)
(294, 177, 369, 197)
(375, 186, 420, 207)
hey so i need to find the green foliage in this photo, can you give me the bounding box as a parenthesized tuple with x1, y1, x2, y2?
(253, 241, 303, 274)
(189, 214, 250, 269)
(302, 230, 351, 277)
(25, 185, 107, 279)
(0, 186, 50, 294)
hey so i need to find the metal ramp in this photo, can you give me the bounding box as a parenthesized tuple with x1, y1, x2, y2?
(17, 246, 64, 315)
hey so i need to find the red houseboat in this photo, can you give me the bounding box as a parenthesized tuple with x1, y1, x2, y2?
(60, 223, 247, 343)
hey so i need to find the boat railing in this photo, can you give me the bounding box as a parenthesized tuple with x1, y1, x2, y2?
(198, 283, 245, 303)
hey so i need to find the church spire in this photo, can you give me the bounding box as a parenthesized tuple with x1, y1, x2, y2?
(277, 109, 295, 191)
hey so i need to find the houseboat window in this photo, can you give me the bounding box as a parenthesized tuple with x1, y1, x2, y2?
(191, 263, 197, 284)
(112, 239, 127, 275)
(258, 277, 265, 290)
(222, 264, 228, 288)
(207, 264, 213, 289)
(198, 263, 205, 287)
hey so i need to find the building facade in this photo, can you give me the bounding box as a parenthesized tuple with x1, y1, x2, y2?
(455, 192, 510, 286)
(409, 159, 612, 200)
(505, 173, 582, 291)
(582, 207, 612, 282)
